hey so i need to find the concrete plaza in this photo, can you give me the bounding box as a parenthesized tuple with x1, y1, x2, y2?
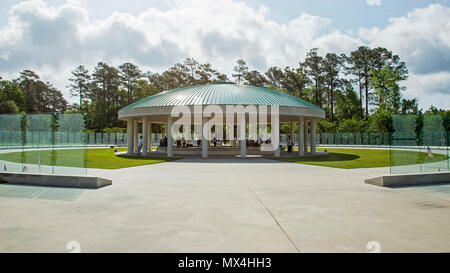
(1, 158, 450, 253)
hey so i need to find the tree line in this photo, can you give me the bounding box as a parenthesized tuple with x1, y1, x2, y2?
(1, 46, 449, 133)
(0, 70, 67, 114)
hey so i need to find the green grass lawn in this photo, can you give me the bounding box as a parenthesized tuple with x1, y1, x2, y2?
(0, 148, 177, 169)
(272, 148, 448, 169)
(0, 147, 446, 170)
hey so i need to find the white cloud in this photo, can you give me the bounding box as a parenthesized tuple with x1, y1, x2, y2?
(367, 0, 381, 6)
(405, 72, 450, 110)
(0, 0, 448, 110)
(360, 4, 450, 75)
(360, 4, 450, 109)
(407, 72, 450, 97)
(0, 0, 362, 101)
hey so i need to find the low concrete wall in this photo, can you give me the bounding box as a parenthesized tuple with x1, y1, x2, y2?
(365, 172, 450, 187)
(0, 172, 112, 189)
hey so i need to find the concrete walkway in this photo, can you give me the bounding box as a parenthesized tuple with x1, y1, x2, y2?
(1, 158, 450, 253)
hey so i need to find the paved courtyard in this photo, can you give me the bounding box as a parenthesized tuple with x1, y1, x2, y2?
(1, 158, 450, 253)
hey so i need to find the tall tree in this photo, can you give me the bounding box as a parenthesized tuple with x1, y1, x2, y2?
(147, 60, 227, 92)
(134, 80, 159, 101)
(265, 66, 284, 89)
(92, 62, 121, 128)
(42, 84, 67, 113)
(281, 66, 309, 99)
(232, 59, 248, 85)
(17, 70, 40, 113)
(68, 65, 90, 109)
(162, 63, 191, 89)
(347, 46, 369, 118)
(184, 58, 199, 85)
(243, 70, 268, 87)
(0, 80, 25, 114)
(302, 48, 325, 107)
(16, 70, 67, 114)
(147, 71, 166, 91)
(347, 46, 408, 117)
(425, 105, 440, 115)
(119, 62, 142, 105)
(196, 62, 228, 84)
(369, 65, 407, 113)
(322, 53, 345, 121)
(401, 98, 419, 115)
(335, 81, 363, 121)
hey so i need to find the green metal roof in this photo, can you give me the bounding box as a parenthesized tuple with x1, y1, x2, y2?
(121, 83, 323, 111)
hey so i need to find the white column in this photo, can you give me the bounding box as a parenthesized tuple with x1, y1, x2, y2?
(133, 119, 138, 153)
(202, 117, 209, 158)
(142, 116, 148, 156)
(148, 122, 152, 152)
(240, 115, 246, 158)
(167, 117, 173, 157)
(298, 117, 304, 156)
(274, 120, 280, 157)
(304, 120, 308, 153)
(126, 119, 134, 156)
(310, 119, 317, 154)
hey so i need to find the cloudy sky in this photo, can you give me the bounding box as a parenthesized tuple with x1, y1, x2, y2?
(0, 0, 449, 109)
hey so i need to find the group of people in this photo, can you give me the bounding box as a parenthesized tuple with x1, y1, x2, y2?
(159, 136, 168, 147)
(176, 137, 190, 147)
(136, 135, 169, 155)
(136, 135, 295, 155)
(287, 135, 294, 153)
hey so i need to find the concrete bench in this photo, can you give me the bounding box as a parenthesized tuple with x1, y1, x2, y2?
(0, 172, 112, 189)
(365, 172, 450, 187)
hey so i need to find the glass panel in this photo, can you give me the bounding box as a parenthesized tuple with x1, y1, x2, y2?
(390, 114, 449, 174)
(0, 113, 87, 177)
(361, 133, 368, 145)
(95, 133, 102, 145)
(328, 133, 334, 145)
(89, 133, 95, 145)
(356, 133, 362, 145)
(23, 114, 52, 174)
(321, 133, 326, 145)
(0, 115, 22, 171)
(422, 146, 449, 173)
(390, 115, 420, 174)
(53, 114, 87, 176)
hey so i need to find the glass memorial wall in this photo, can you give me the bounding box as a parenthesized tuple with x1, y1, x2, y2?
(317, 132, 390, 146)
(0, 113, 87, 176)
(390, 115, 449, 174)
(87, 132, 127, 146)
